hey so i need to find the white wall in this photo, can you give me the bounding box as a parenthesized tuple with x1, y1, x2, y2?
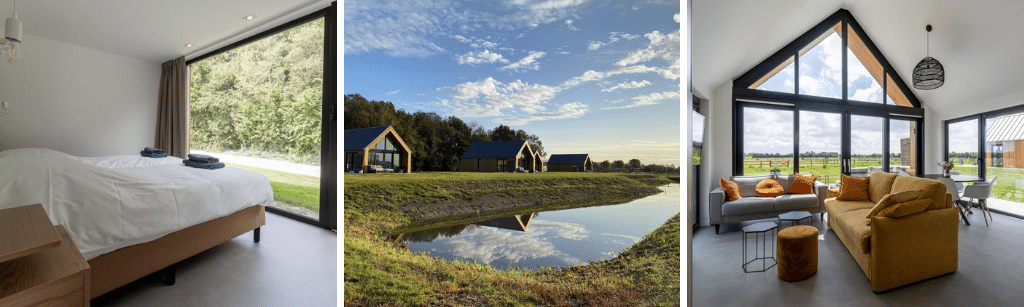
(0, 34, 161, 157)
(697, 81, 732, 226)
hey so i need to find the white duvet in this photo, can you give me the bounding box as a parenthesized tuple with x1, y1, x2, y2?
(0, 148, 274, 259)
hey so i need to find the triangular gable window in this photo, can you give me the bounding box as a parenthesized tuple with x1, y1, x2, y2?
(737, 9, 920, 108)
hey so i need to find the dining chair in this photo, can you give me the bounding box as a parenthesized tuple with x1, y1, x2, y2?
(962, 176, 998, 226)
(898, 170, 910, 177)
(937, 177, 967, 223)
(950, 171, 964, 194)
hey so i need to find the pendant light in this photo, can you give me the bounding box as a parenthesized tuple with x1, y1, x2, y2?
(0, 0, 22, 63)
(913, 25, 943, 90)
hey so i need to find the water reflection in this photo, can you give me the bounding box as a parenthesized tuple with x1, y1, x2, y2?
(392, 184, 679, 270)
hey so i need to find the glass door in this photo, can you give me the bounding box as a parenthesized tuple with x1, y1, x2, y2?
(798, 110, 843, 185)
(848, 115, 885, 177)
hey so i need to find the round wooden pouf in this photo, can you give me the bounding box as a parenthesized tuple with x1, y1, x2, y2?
(777, 225, 818, 281)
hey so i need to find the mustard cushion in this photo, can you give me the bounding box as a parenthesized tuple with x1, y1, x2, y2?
(720, 177, 742, 201)
(865, 190, 925, 220)
(837, 175, 870, 201)
(878, 199, 932, 218)
(868, 172, 898, 203)
(890, 176, 950, 211)
(790, 173, 817, 194)
(755, 179, 785, 197)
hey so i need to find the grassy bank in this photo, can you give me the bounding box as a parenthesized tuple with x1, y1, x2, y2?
(344, 172, 679, 306)
(226, 163, 320, 211)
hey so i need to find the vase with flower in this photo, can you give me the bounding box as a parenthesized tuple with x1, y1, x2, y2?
(937, 161, 955, 177)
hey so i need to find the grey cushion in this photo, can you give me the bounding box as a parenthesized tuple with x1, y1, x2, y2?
(774, 194, 820, 211)
(722, 197, 775, 216)
(775, 175, 794, 194)
(732, 175, 772, 198)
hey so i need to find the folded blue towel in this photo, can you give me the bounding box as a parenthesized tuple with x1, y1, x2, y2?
(143, 147, 166, 154)
(183, 160, 225, 170)
(141, 151, 167, 158)
(187, 154, 219, 163)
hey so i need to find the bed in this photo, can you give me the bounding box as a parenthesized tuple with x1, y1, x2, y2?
(0, 148, 272, 298)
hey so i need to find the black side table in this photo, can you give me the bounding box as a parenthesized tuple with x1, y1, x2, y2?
(779, 211, 813, 228)
(742, 221, 778, 273)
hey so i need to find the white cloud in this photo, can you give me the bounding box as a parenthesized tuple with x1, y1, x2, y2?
(603, 91, 680, 109)
(565, 19, 578, 31)
(500, 51, 546, 72)
(587, 32, 640, 50)
(556, 51, 571, 55)
(440, 77, 559, 117)
(494, 102, 588, 125)
(457, 50, 510, 65)
(616, 30, 679, 67)
(561, 64, 667, 88)
(344, 1, 455, 57)
(673, 13, 680, 23)
(601, 80, 652, 92)
(386, 89, 400, 95)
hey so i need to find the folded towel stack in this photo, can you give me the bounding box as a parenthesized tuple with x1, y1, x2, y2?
(141, 147, 167, 158)
(183, 153, 225, 169)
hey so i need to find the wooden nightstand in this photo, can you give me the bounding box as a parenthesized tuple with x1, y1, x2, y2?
(0, 204, 91, 307)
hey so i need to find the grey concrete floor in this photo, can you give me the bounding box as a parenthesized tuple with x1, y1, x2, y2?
(92, 212, 337, 306)
(693, 209, 1024, 306)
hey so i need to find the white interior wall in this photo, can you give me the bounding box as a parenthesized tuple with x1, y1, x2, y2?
(697, 81, 732, 226)
(0, 34, 161, 156)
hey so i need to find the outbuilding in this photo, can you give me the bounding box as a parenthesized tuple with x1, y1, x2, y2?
(344, 125, 412, 173)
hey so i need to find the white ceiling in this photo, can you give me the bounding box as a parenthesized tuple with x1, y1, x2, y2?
(693, 0, 1024, 117)
(0, 0, 332, 63)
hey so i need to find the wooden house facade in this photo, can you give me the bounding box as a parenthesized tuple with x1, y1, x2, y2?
(344, 125, 412, 173)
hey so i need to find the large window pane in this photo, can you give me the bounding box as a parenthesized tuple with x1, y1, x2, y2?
(984, 114, 1024, 214)
(189, 17, 325, 221)
(850, 115, 884, 175)
(752, 56, 795, 94)
(798, 27, 842, 99)
(743, 107, 794, 175)
(890, 119, 916, 175)
(947, 119, 979, 177)
(799, 111, 841, 184)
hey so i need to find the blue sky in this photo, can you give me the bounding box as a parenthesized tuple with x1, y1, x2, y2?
(343, 0, 681, 166)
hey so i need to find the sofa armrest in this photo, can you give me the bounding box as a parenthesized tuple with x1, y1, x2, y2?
(868, 207, 959, 292)
(814, 181, 828, 211)
(709, 188, 726, 225)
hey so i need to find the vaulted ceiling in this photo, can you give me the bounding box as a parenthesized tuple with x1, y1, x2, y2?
(693, 0, 1024, 118)
(0, 0, 332, 63)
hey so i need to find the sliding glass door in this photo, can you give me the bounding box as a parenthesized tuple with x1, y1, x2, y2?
(799, 110, 842, 184)
(849, 115, 884, 175)
(186, 5, 337, 229)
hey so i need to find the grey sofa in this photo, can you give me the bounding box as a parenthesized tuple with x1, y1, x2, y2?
(709, 174, 828, 234)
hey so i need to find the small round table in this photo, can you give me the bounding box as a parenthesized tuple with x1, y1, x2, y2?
(742, 221, 778, 273)
(778, 211, 813, 228)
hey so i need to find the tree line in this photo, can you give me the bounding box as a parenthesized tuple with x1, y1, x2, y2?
(592, 158, 679, 174)
(345, 94, 545, 172)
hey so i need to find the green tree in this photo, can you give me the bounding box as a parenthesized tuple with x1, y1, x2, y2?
(629, 159, 642, 171)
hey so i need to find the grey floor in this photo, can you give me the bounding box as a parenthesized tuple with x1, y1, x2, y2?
(693, 208, 1024, 306)
(93, 212, 337, 307)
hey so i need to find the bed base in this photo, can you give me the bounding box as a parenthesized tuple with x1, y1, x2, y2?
(87, 205, 265, 299)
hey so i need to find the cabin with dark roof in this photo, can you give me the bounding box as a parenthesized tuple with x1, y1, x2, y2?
(533, 151, 544, 172)
(546, 154, 593, 172)
(344, 125, 412, 173)
(460, 140, 536, 172)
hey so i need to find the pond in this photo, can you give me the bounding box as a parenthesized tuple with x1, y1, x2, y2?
(394, 184, 679, 271)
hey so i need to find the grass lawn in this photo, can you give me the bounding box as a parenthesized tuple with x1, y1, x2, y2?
(344, 172, 679, 306)
(227, 163, 320, 212)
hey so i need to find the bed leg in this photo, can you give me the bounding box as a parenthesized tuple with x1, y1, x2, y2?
(254, 227, 261, 243)
(163, 263, 177, 286)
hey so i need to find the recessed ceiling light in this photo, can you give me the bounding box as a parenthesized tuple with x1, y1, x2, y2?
(244, 15, 254, 20)
(185, 44, 193, 48)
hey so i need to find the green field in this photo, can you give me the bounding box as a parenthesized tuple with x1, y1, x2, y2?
(226, 163, 320, 212)
(344, 172, 678, 306)
(742, 156, 908, 183)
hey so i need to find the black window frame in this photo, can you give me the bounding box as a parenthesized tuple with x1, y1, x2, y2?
(732, 9, 925, 177)
(185, 3, 338, 230)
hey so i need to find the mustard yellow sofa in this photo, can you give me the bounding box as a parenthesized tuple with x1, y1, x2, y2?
(824, 172, 959, 292)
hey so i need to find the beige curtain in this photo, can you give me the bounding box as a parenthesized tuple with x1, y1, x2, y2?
(155, 56, 188, 158)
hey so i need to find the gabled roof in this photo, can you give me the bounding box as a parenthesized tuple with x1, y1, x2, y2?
(547, 154, 590, 164)
(344, 125, 391, 152)
(461, 140, 530, 159)
(987, 114, 1024, 142)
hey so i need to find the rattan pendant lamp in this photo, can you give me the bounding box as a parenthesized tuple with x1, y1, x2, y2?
(913, 25, 944, 90)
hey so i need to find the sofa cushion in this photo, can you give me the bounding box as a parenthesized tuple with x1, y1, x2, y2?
(865, 190, 926, 221)
(824, 199, 875, 216)
(722, 197, 775, 216)
(789, 173, 817, 194)
(755, 179, 785, 197)
(776, 175, 794, 194)
(720, 177, 743, 201)
(891, 176, 949, 211)
(835, 208, 873, 254)
(868, 172, 898, 203)
(878, 198, 932, 218)
(775, 194, 819, 211)
(837, 174, 871, 201)
(733, 175, 773, 198)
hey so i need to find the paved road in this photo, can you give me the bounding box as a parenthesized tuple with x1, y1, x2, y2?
(192, 150, 321, 178)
